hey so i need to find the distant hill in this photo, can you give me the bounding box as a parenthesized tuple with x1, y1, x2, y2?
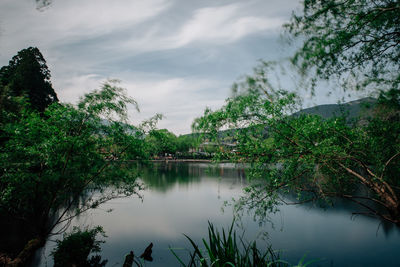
(294, 97, 376, 120)
(183, 97, 377, 139)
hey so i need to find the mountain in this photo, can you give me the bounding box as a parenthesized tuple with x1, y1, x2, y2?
(182, 97, 377, 139)
(294, 97, 376, 120)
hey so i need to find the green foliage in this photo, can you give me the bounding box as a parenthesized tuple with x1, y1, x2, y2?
(285, 0, 400, 91)
(78, 79, 138, 122)
(171, 221, 283, 267)
(144, 130, 201, 158)
(193, 68, 400, 224)
(52, 226, 107, 267)
(0, 80, 146, 239)
(0, 47, 58, 113)
(145, 129, 178, 156)
(176, 135, 200, 154)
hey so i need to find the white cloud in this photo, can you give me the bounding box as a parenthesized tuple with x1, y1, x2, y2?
(121, 2, 285, 53)
(54, 72, 227, 135)
(0, 0, 301, 135)
(122, 76, 227, 134)
(0, 0, 171, 55)
(175, 4, 283, 46)
(48, 0, 170, 39)
(54, 74, 103, 103)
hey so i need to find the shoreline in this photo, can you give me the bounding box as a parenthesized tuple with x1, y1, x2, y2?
(121, 159, 235, 163)
(149, 159, 213, 163)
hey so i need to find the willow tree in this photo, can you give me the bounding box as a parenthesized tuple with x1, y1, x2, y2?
(285, 0, 400, 92)
(193, 74, 400, 224)
(0, 80, 148, 266)
(193, 0, 400, 225)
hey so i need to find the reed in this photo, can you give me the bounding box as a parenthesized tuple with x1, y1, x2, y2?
(171, 221, 286, 267)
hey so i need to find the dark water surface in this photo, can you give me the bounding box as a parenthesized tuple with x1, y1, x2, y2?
(34, 162, 400, 266)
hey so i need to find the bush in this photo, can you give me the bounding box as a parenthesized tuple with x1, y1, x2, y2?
(52, 226, 107, 267)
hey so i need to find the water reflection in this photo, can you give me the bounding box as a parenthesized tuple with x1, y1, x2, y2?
(139, 162, 247, 192)
(34, 162, 400, 267)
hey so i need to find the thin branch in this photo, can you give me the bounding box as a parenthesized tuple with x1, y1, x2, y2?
(381, 151, 400, 179)
(279, 196, 316, 205)
(341, 194, 389, 210)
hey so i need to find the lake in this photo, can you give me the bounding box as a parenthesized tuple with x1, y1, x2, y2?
(33, 162, 400, 266)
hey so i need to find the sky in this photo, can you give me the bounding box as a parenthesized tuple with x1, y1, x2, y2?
(0, 0, 359, 134)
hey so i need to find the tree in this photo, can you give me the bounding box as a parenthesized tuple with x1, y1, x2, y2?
(193, 67, 400, 224)
(176, 135, 200, 155)
(176, 135, 192, 153)
(0, 47, 58, 113)
(145, 129, 178, 157)
(0, 80, 148, 265)
(285, 0, 400, 92)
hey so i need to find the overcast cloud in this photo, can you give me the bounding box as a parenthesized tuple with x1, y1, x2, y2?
(0, 0, 344, 134)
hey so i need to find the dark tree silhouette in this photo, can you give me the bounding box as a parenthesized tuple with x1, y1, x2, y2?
(0, 47, 58, 112)
(36, 0, 52, 10)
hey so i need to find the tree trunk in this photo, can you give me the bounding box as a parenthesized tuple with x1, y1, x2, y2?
(2, 237, 45, 267)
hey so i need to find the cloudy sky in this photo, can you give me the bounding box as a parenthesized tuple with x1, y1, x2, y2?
(0, 0, 356, 134)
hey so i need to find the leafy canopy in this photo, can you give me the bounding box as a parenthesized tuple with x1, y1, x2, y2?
(286, 0, 400, 91)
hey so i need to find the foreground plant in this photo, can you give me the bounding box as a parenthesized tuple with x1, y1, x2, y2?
(171, 221, 284, 267)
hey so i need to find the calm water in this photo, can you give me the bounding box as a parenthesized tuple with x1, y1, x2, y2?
(34, 162, 400, 266)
